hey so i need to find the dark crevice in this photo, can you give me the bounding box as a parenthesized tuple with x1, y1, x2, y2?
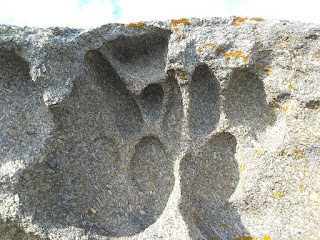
(180, 133, 249, 239)
(224, 68, 276, 134)
(189, 64, 220, 136)
(141, 83, 164, 120)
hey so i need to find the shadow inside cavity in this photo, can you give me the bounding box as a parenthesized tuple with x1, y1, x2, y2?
(141, 83, 164, 121)
(16, 48, 174, 237)
(14, 32, 185, 236)
(188, 64, 220, 137)
(129, 136, 174, 230)
(224, 68, 276, 137)
(99, 30, 171, 85)
(0, 49, 50, 167)
(180, 132, 249, 239)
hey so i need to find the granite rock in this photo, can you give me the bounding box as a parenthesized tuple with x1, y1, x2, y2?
(0, 17, 320, 240)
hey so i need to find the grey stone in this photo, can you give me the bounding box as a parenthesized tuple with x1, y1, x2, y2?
(0, 17, 320, 239)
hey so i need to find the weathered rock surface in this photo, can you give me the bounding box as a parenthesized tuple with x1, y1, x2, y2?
(0, 17, 320, 240)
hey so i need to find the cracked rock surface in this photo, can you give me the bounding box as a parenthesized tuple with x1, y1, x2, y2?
(0, 17, 320, 240)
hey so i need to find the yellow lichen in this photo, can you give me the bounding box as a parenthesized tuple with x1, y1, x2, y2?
(198, 43, 215, 52)
(209, 237, 217, 240)
(255, 149, 259, 153)
(169, 18, 189, 38)
(125, 22, 143, 27)
(192, 209, 202, 224)
(173, 67, 186, 82)
(198, 44, 248, 62)
(233, 16, 263, 26)
(283, 105, 294, 112)
(216, 47, 226, 54)
(271, 192, 283, 198)
(260, 235, 272, 240)
(240, 165, 243, 172)
(242, 56, 249, 62)
(294, 149, 304, 156)
(170, 18, 189, 26)
(288, 84, 293, 89)
(318, 53, 320, 56)
(52, 27, 60, 36)
(233, 236, 271, 240)
(87, 209, 93, 216)
(225, 50, 243, 62)
(256, 65, 271, 75)
(299, 184, 303, 190)
(222, 223, 228, 227)
(250, 17, 264, 21)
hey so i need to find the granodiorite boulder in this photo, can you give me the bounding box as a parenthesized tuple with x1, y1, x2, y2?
(0, 17, 319, 240)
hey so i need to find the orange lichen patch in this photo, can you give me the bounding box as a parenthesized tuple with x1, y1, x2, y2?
(169, 18, 189, 38)
(294, 149, 304, 157)
(259, 235, 272, 240)
(233, 16, 264, 26)
(193, 209, 202, 224)
(271, 192, 283, 198)
(173, 67, 186, 82)
(52, 26, 60, 36)
(242, 56, 249, 62)
(170, 18, 189, 26)
(250, 17, 264, 21)
(198, 44, 248, 62)
(288, 84, 293, 89)
(232, 16, 248, 26)
(233, 236, 271, 240)
(318, 53, 320, 56)
(256, 65, 271, 75)
(222, 223, 228, 227)
(125, 22, 143, 27)
(87, 209, 93, 216)
(283, 105, 294, 112)
(197, 43, 215, 52)
(299, 184, 304, 190)
(225, 50, 243, 62)
(216, 47, 227, 54)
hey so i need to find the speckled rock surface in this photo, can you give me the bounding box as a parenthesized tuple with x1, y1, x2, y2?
(0, 17, 320, 240)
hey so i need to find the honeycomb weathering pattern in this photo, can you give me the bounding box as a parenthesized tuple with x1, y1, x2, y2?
(1, 18, 320, 239)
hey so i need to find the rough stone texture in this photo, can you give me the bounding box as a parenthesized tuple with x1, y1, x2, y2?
(0, 17, 320, 240)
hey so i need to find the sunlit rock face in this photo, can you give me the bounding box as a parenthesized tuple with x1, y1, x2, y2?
(0, 18, 320, 240)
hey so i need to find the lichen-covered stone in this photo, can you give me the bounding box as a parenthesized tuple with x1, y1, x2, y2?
(0, 17, 319, 240)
